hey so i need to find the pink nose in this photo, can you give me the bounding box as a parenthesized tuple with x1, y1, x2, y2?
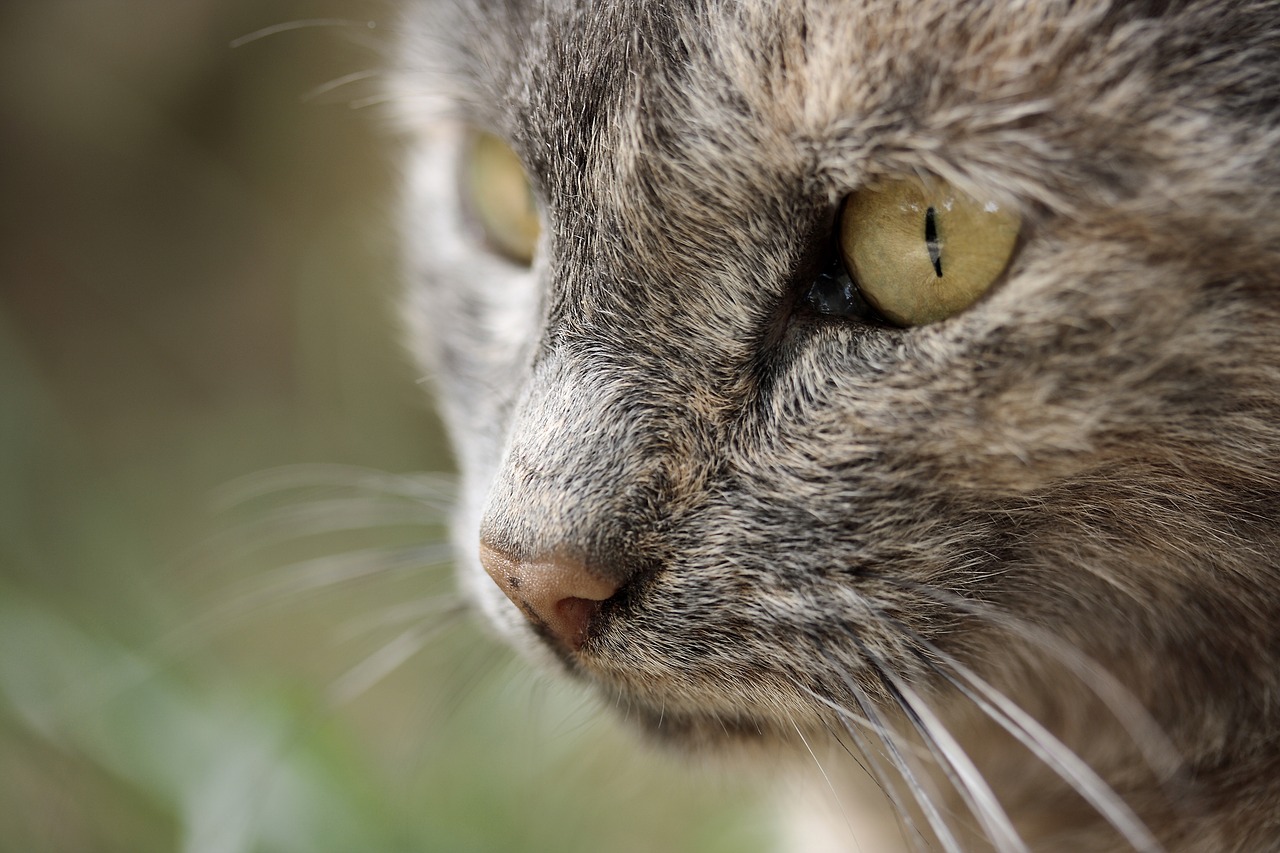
(479, 540, 620, 651)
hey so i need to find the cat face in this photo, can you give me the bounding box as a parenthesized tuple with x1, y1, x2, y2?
(397, 0, 1280, 774)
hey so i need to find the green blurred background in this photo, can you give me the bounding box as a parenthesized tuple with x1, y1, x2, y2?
(0, 2, 769, 851)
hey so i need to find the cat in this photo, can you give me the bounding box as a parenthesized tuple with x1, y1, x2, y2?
(391, 0, 1280, 850)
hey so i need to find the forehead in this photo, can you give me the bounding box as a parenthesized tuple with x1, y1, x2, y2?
(417, 0, 1133, 209)
(406, 0, 1126, 364)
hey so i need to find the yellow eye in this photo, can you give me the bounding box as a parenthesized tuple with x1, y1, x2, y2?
(463, 131, 540, 266)
(838, 177, 1020, 326)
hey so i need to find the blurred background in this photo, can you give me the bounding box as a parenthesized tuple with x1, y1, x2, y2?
(0, 2, 770, 851)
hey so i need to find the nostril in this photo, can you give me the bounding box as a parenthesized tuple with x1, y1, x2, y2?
(478, 540, 621, 651)
(549, 596, 606, 650)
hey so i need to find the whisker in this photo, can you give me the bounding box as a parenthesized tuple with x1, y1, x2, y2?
(800, 683, 932, 853)
(859, 591, 1166, 852)
(192, 466, 457, 646)
(428, 637, 511, 726)
(194, 542, 453, 631)
(915, 642, 1165, 852)
(789, 717, 862, 851)
(852, 684, 964, 853)
(212, 500, 447, 561)
(870, 651, 1029, 852)
(125, 540, 457, 708)
(326, 612, 464, 707)
(303, 69, 382, 103)
(820, 664, 966, 853)
(230, 18, 378, 49)
(210, 464, 455, 512)
(882, 577, 1180, 779)
(543, 687, 605, 744)
(334, 595, 466, 643)
(349, 93, 405, 111)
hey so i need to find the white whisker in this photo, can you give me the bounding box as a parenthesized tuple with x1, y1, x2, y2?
(822, 664, 966, 853)
(885, 578, 1180, 779)
(334, 595, 466, 643)
(877, 660, 1028, 852)
(230, 18, 377, 49)
(217, 543, 452, 615)
(219, 499, 447, 557)
(349, 93, 404, 111)
(921, 644, 1165, 852)
(158, 543, 454, 675)
(799, 682, 934, 853)
(326, 616, 460, 707)
(790, 716, 863, 852)
(303, 69, 382, 102)
(210, 464, 455, 512)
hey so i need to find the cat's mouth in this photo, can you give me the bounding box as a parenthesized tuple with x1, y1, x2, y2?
(570, 660, 828, 748)
(619, 700, 788, 746)
(476, 538, 853, 741)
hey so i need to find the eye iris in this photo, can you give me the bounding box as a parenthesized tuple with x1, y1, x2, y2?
(838, 178, 1020, 326)
(464, 132, 540, 266)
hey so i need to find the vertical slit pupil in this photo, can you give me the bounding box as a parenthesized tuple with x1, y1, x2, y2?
(925, 206, 943, 277)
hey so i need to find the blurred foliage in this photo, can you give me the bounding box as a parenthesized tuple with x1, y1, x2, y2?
(0, 2, 772, 851)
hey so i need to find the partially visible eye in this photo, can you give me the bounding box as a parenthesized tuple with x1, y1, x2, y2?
(462, 131, 541, 266)
(837, 177, 1021, 326)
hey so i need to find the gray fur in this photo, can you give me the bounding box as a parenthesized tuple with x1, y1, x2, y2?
(393, 0, 1280, 849)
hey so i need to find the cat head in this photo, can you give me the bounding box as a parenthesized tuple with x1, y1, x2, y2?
(395, 0, 1280, 750)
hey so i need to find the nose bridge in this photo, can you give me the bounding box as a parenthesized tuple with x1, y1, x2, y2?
(478, 350, 674, 581)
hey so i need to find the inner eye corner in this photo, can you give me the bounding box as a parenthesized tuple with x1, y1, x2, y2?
(787, 238, 886, 330)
